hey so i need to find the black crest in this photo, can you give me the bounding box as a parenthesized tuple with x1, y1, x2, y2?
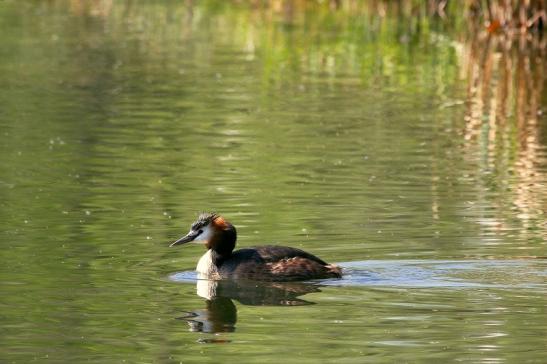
(191, 212, 218, 230)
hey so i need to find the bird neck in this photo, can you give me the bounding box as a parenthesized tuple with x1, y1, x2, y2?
(206, 223, 237, 266)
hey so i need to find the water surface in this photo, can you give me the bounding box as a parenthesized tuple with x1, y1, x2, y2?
(1, 1, 546, 363)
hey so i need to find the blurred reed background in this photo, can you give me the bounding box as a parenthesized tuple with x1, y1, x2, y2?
(47, 0, 547, 238)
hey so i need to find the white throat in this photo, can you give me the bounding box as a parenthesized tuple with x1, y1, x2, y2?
(196, 249, 219, 279)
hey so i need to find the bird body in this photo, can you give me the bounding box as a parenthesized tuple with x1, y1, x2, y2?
(170, 213, 342, 281)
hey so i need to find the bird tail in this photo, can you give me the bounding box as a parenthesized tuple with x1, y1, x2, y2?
(326, 264, 343, 278)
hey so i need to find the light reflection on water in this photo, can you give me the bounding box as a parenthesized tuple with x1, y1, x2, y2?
(336, 260, 547, 288)
(170, 259, 547, 290)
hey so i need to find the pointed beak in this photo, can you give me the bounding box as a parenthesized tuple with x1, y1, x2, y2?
(169, 230, 199, 247)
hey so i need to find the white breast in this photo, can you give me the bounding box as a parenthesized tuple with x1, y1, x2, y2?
(196, 249, 219, 279)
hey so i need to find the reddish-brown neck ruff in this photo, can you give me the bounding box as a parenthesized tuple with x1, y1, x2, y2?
(206, 216, 237, 258)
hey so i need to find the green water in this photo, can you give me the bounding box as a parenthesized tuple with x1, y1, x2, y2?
(1, 1, 546, 363)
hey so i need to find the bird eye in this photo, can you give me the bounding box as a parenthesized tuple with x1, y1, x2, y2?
(197, 229, 203, 235)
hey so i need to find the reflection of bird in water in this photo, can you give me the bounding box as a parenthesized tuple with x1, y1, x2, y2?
(177, 279, 321, 334)
(179, 297, 237, 334)
(196, 279, 321, 305)
(170, 213, 342, 281)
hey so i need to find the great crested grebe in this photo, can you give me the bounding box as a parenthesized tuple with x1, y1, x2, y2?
(170, 213, 342, 281)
